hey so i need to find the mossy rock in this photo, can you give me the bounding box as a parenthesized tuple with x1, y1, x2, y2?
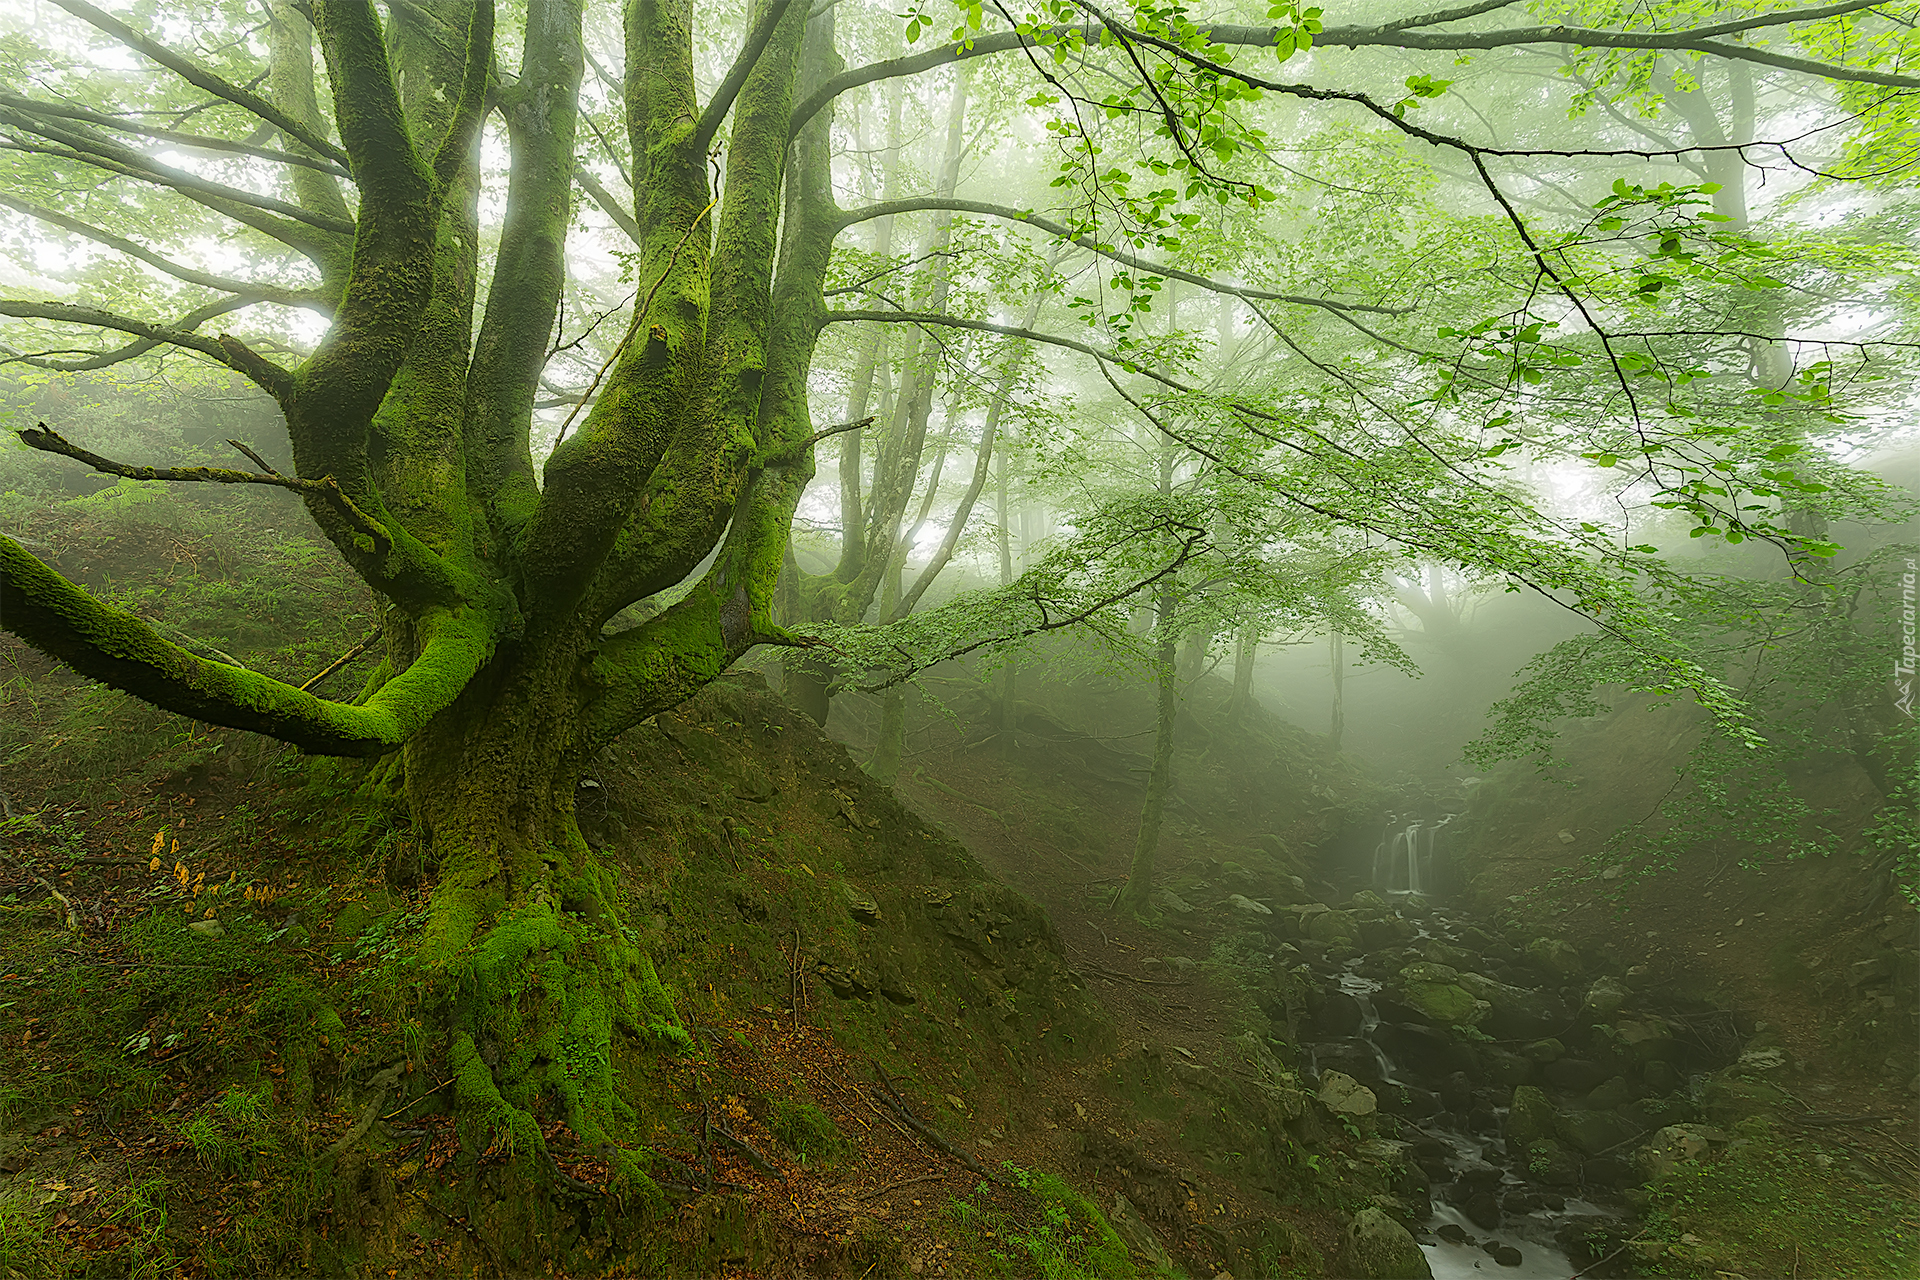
(1403, 981, 1488, 1027)
(1507, 1085, 1557, 1150)
(1338, 1207, 1432, 1279)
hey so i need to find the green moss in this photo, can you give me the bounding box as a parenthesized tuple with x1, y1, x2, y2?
(771, 1098, 847, 1165)
(1639, 1129, 1920, 1278)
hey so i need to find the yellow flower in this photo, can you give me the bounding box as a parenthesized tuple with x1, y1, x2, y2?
(148, 857, 160, 872)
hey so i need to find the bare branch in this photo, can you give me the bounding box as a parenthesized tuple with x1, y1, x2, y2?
(835, 196, 1404, 316)
(796, 1, 1920, 135)
(574, 165, 641, 243)
(0, 92, 352, 177)
(2, 296, 255, 372)
(0, 108, 357, 237)
(0, 192, 333, 312)
(0, 298, 295, 395)
(47, 0, 352, 167)
(16, 422, 386, 550)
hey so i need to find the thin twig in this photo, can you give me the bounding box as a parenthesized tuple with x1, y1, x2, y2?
(299, 627, 382, 692)
(0, 851, 80, 932)
(853, 1172, 945, 1202)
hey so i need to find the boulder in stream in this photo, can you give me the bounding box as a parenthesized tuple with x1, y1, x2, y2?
(1339, 1207, 1433, 1280)
(1505, 1085, 1558, 1150)
(1526, 937, 1585, 979)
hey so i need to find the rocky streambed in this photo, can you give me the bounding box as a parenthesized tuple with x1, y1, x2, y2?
(1262, 889, 1753, 1278)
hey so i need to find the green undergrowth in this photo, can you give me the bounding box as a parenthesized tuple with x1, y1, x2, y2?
(946, 1162, 1145, 1280)
(1636, 1121, 1920, 1279)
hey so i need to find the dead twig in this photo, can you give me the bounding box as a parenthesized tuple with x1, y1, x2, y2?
(868, 1061, 1001, 1184)
(299, 627, 383, 692)
(0, 850, 80, 933)
(853, 1172, 945, 1202)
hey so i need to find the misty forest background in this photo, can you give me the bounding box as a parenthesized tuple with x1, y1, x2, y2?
(0, 0, 1917, 1277)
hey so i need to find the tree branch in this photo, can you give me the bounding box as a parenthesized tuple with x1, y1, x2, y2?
(1, 296, 258, 372)
(0, 92, 352, 177)
(0, 111, 357, 237)
(2, 536, 489, 757)
(47, 0, 351, 168)
(794, 1, 1920, 135)
(16, 422, 385, 550)
(0, 192, 333, 312)
(574, 164, 642, 244)
(834, 196, 1403, 316)
(0, 299, 296, 395)
(693, 0, 801, 156)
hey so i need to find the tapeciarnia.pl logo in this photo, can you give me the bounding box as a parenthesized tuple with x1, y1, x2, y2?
(1898, 557, 1916, 719)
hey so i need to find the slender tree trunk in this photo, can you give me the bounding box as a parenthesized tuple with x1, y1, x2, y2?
(1329, 631, 1345, 751)
(1226, 623, 1256, 725)
(1121, 583, 1178, 913)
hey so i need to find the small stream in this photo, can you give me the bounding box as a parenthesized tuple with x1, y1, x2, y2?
(1331, 956, 1586, 1277)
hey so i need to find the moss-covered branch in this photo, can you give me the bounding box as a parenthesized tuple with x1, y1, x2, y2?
(0, 537, 490, 756)
(0, 301, 296, 397)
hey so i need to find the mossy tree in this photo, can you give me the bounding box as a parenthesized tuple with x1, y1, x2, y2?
(2, 0, 1915, 1195)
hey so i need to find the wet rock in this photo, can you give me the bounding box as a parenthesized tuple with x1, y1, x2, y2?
(1227, 893, 1273, 916)
(1463, 1191, 1502, 1229)
(1339, 1207, 1433, 1280)
(1399, 961, 1461, 985)
(1613, 1015, 1678, 1065)
(1467, 1104, 1499, 1133)
(1521, 1038, 1565, 1063)
(1319, 1070, 1378, 1116)
(1544, 1058, 1610, 1092)
(1314, 1039, 1386, 1085)
(1157, 889, 1196, 914)
(1438, 1072, 1475, 1113)
(1620, 1095, 1694, 1130)
(1583, 1076, 1635, 1111)
(1456, 1160, 1503, 1191)
(1641, 1059, 1684, 1093)
(1435, 1223, 1468, 1245)
(1521, 1137, 1582, 1187)
(1455, 972, 1567, 1039)
(1375, 1082, 1443, 1119)
(1493, 1244, 1524, 1267)
(1424, 940, 1477, 969)
(1352, 890, 1389, 910)
(1310, 910, 1360, 945)
(1311, 990, 1364, 1037)
(1582, 976, 1628, 1018)
(1506, 1086, 1558, 1150)
(1375, 1022, 1467, 1079)
(1480, 1046, 1536, 1087)
(1634, 1123, 1712, 1180)
(1582, 1156, 1635, 1187)
(1555, 1108, 1640, 1156)
(1526, 937, 1585, 980)
(1501, 1190, 1541, 1213)
(1849, 956, 1892, 986)
(1404, 982, 1490, 1028)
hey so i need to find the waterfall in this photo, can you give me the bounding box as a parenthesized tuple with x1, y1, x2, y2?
(1373, 814, 1456, 896)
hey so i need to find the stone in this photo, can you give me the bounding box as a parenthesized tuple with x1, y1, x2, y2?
(1166, 956, 1198, 974)
(1352, 890, 1388, 910)
(1641, 1060, 1684, 1093)
(1319, 1071, 1378, 1116)
(1522, 1038, 1565, 1064)
(1849, 957, 1892, 986)
(1375, 1082, 1443, 1119)
(1734, 1046, 1789, 1076)
(1557, 829, 1577, 844)
(1455, 972, 1567, 1039)
(1634, 1124, 1711, 1181)
(1521, 1137, 1582, 1187)
(1613, 1016, 1678, 1065)
(1582, 1156, 1634, 1187)
(1339, 1207, 1433, 1280)
(1583, 976, 1628, 1018)
(1526, 937, 1585, 980)
(1404, 982, 1490, 1028)
(1584, 1076, 1634, 1111)
(1315, 1039, 1387, 1086)
(1620, 1096, 1694, 1130)
(1435, 1223, 1468, 1245)
(187, 918, 224, 939)
(1463, 1191, 1501, 1230)
(1312, 990, 1364, 1036)
(1157, 889, 1195, 914)
(1555, 1109, 1640, 1156)
(1310, 910, 1360, 944)
(1480, 1047, 1535, 1087)
(1109, 1195, 1174, 1273)
(1543, 1058, 1610, 1093)
(1506, 1086, 1558, 1150)
(1227, 893, 1273, 916)
(1375, 1023, 1470, 1080)
(1399, 961, 1461, 985)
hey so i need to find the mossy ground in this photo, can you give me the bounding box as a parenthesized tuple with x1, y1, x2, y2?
(1635, 1121, 1920, 1279)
